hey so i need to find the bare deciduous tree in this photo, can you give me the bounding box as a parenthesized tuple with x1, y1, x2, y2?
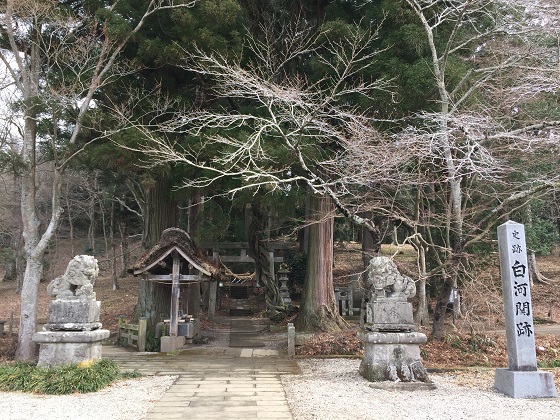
(0, 0, 195, 361)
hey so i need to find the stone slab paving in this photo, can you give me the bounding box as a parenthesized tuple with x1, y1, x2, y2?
(104, 345, 300, 419)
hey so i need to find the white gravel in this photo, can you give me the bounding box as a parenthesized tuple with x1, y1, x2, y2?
(0, 375, 177, 420)
(282, 359, 560, 420)
(2, 358, 559, 420)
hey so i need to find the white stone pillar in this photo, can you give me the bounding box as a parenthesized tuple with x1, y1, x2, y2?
(494, 220, 557, 398)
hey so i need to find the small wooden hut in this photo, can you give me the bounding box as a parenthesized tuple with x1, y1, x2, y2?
(131, 228, 221, 341)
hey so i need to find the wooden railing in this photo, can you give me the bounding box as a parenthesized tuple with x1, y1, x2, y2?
(117, 316, 147, 352)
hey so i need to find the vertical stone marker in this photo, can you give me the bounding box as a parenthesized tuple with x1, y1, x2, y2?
(494, 221, 558, 398)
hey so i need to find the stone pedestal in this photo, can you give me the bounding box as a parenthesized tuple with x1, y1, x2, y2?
(34, 297, 109, 367)
(45, 299, 102, 331)
(494, 368, 558, 398)
(160, 335, 186, 352)
(33, 329, 110, 367)
(359, 331, 428, 382)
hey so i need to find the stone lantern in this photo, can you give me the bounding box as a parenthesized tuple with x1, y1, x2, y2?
(277, 265, 291, 304)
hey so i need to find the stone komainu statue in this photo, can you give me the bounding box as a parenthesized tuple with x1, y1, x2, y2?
(47, 255, 99, 300)
(366, 256, 416, 300)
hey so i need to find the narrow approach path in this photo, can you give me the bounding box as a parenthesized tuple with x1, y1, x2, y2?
(229, 317, 270, 348)
(104, 317, 298, 419)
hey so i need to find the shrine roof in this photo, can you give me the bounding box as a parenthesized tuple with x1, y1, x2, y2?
(130, 228, 220, 278)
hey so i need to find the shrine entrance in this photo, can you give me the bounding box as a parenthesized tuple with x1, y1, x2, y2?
(204, 242, 296, 317)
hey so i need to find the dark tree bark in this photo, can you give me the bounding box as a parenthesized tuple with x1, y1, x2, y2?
(361, 212, 374, 268)
(246, 203, 286, 319)
(432, 274, 455, 340)
(118, 221, 129, 278)
(142, 175, 178, 249)
(295, 193, 346, 332)
(135, 173, 178, 339)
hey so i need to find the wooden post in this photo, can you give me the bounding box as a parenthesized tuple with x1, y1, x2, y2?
(117, 315, 126, 344)
(208, 280, 217, 320)
(9, 311, 14, 336)
(138, 317, 147, 352)
(170, 252, 180, 337)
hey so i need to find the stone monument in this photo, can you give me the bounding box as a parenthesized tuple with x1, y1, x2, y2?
(33, 255, 110, 367)
(494, 221, 558, 398)
(358, 257, 430, 384)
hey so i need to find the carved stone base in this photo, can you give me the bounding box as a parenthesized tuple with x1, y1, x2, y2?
(44, 299, 101, 331)
(33, 329, 110, 368)
(365, 299, 415, 332)
(359, 331, 429, 383)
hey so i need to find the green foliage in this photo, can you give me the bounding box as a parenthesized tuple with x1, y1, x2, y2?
(145, 332, 160, 352)
(284, 250, 306, 291)
(527, 216, 559, 256)
(0, 359, 140, 395)
(537, 359, 560, 368)
(526, 201, 560, 256)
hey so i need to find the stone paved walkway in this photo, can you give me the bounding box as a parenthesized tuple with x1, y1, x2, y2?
(103, 317, 300, 420)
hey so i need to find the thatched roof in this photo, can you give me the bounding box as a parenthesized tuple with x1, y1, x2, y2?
(130, 228, 220, 278)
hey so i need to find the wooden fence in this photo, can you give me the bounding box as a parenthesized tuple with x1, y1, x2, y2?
(117, 316, 147, 352)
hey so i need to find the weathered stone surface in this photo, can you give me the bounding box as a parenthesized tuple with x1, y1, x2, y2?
(161, 335, 186, 352)
(33, 329, 110, 367)
(34, 329, 110, 344)
(359, 331, 428, 383)
(34, 255, 110, 367)
(364, 257, 416, 301)
(494, 368, 558, 398)
(365, 299, 415, 332)
(45, 299, 101, 331)
(46, 255, 99, 300)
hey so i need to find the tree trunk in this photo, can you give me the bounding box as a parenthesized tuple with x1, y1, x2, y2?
(247, 203, 286, 319)
(432, 273, 455, 340)
(135, 173, 178, 334)
(414, 244, 430, 326)
(295, 193, 346, 332)
(361, 212, 374, 268)
(66, 181, 75, 256)
(187, 283, 201, 318)
(118, 221, 129, 278)
(110, 195, 119, 290)
(187, 191, 203, 241)
(16, 256, 43, 360)
(142, 175, 178, 249)
(134, 277, 170, 346)
(3, 174, 22, 284)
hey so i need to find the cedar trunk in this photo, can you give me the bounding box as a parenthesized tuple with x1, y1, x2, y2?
(295, 193, 345, 332)
(135, 174, 178, 337)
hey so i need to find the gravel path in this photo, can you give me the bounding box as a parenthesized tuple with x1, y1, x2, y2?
(2, 356, 559, 419)
(0, 375, 176, 420)
(282, 359, 560, 420)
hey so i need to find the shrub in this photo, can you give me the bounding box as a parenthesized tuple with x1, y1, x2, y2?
(0, 359, 140, 394)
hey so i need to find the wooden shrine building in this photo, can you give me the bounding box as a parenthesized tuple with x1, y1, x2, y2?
(131, 228, 221, 344)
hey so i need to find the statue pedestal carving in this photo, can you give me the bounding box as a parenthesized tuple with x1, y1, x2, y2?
(33, 255, 109, 367)
(359, 331, 428, 382)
